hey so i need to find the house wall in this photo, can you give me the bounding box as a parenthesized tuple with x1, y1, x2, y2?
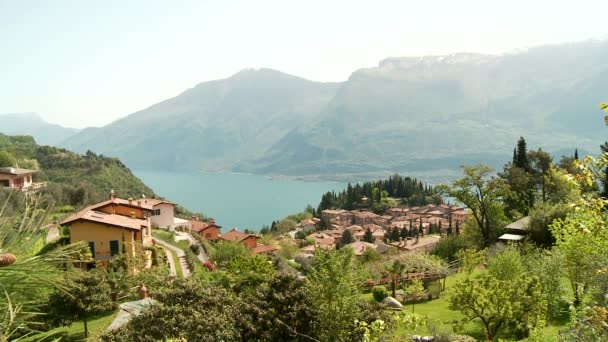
(97, 204, 147, 219)
(150, 203, 175, 228)
(198, 226, 220, 240)
(0, 173, 33, 189)
(242, 236, 258, 249)
(69, 221, 137, 260)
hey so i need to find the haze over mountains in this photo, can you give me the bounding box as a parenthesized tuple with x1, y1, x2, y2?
(0, 113, 79, 146)
(7, 39, 608, 179)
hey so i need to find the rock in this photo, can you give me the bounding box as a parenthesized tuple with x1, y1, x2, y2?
(411, 335, 422, 341)
(382, 296, 403, 309)
(421, 337, 435, 342)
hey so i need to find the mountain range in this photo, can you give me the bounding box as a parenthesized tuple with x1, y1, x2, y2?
(0, 113, 79, 146)
(10, 39, 608, 179)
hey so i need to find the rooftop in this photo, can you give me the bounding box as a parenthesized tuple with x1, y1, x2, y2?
(60, 210, 148, 230)
(220, 228, 257, 242)
(0, 167, 38, 175)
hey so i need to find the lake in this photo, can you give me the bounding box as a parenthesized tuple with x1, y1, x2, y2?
(134, 170, 346, 231)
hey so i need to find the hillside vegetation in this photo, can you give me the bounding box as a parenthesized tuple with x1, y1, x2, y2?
(0, 133, 154, 207)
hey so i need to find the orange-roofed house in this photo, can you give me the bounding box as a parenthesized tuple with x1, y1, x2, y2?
(191, 218, 221, 241)
(252, 244, 277, 256)
(61, 209, 152, 270)
(220, 228, 259, 249)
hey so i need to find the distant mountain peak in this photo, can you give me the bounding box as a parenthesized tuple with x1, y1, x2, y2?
(379, 53, 495, 69)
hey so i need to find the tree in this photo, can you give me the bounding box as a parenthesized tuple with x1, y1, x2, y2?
(528, 148, 553, 203)
(514, 136, 531, 172)
(500, 163, 534, 217)
(0, 196, 87, 341)
(600, 141, 608, 198)
(226, 255, 275, 293)
(439, 165, 508, 247)
(0, 151, 16, 167)
(363, 228, 374, 243)
(385, 260, 405, 298)
(449, 274, 546, 341)
(240, 273, 317, 341)
(47, 270, 116, 338)
(404, 279, 425, 313)
(340, 229, 354, 246)
(276, 218, 297, 233)
(307, 248, 360, 341)
(101, 278, 243, 341)
(209, 240, 250, 267)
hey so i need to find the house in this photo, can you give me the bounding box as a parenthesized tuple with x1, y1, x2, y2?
(321, 209, 354, 227)
(353, 210, 379, 225)
(0, 167, 46, 191)
(499, 216, 530, 242)
(297, 218, 317, 233)
(146, 199, 177, 229)
(345, 241, 378, 256)
(92, 196, 153, 220)
(220, 228, 258, 249)
(306, 232, 336, 248)
(252, 244, 278, 256)
(390, 236, 440, 252)
(61, 208, 152, 268)
(191, 218, 221, 241)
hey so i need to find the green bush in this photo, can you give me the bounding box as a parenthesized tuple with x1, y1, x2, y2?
(190, 243, 201, 255)
(372, 285, 388, 302)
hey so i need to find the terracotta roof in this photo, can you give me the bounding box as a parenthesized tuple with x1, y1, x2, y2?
(346, 241, 377, 256)
(354, 211, 379, 218)
(505, 216, 530, 231)
(299, 219, 316, 226)
(145, 198, 176, 207)
(191, 220, 221, 232)
(0, 167, 37, 175)
(220, 229, 257, 242)
(91, 197, 155, 211)
(362, 224, 383, 232)
(60, 210, 147, 230)
(390, 236, 440, 251)
(252, 245, 277, 255)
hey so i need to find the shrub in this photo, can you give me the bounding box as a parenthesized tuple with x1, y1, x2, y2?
(190, 243, 201, 255)
(372, 285, 388, 302)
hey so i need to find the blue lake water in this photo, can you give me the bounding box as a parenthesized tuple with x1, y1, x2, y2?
(134, 170, 346, 231)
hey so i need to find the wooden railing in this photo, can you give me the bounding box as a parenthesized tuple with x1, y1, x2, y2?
(21, 182, 47, 192)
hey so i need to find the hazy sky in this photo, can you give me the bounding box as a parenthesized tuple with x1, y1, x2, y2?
(2, 0, 607, 128)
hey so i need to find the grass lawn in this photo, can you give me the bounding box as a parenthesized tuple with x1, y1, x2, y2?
(22, 311, 117, 342)
(170, 248, 184, 278)
(364, 270, 571, 340)
(152, 229, 190, 250)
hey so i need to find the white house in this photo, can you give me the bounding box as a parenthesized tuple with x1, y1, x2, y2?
(147, 199, 177, 229)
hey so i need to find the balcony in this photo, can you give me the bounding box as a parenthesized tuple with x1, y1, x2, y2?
(21, 182, 47, 192)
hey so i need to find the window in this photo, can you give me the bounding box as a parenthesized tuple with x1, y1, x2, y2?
(151, 209, 161, 216)
(88, 241, 96, 258)
(110, 240, 120, 256)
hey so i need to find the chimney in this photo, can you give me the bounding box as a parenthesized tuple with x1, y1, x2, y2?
(128, 197, 133, 205)
(130, 212, 136, 219)
(191, 216, 198, 221)
(110, 189, 116, 201)
(137, 200, 141, 207)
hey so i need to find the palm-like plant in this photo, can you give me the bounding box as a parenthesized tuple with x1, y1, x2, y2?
(0, 191, 85, 341)
(385, 260, 405, 298)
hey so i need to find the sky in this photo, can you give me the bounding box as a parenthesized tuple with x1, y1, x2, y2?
(1, 0, 607, 128)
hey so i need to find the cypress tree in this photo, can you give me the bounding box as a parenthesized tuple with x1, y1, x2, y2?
(391, 227, 401, 242)
(363, 228, 374, 243)
(400, 226, 409, 239)
(515, 136, 531, 172)
(574, 148, 579, 160)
